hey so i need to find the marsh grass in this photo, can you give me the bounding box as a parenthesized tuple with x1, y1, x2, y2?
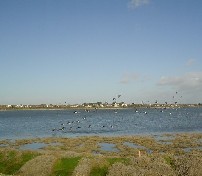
(107, 157, 130, 165)
(51, 157, 81, 176)
(0, 150, 38, 175)
(89, 158, 107, 175)
(128, 155, 177, 176)
(89, 157, 130, 176)
(164, 155, 176, 169)
(173, 153, 202, 176)
(0, 133, 201, 175)
(90, 166, 108, 176)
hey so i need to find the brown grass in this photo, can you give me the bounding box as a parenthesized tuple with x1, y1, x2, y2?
(0, 133, 201, 175)
(17, 155, 57, 176)
(174, 152, 202, 176)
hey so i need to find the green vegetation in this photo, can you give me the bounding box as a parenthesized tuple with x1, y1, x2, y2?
(0, 150, 38, 175)
(107, 158, 130, 165)
(51, 157, 81, 176)
(0, 134, 201, 175)
(164, 155, 176, 169)
(90, 166, 108, 176)
(89, 158, 130, 176)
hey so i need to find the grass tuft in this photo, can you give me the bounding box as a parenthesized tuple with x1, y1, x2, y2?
(51, 157, 81, 176)
(0, 150, 38, 175)
(164, 156, 176, 169)
(90, 166, 108, 176)
(107, 158, 130, 165)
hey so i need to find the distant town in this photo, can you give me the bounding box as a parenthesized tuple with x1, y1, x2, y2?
(0, 102, 201, 110)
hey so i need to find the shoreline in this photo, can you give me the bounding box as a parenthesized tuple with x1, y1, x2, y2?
(0, 105, 202, 111)
(1, 131, 202, 141)
(1, 132, 201, 151)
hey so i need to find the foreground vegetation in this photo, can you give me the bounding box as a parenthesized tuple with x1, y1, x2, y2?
(0, 150, 38, 175)
(51, 157, 81, 176)
(0, 133, 201, 175)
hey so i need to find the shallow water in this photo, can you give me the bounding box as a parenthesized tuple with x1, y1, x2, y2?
(124, 142, 145, 149)
(19, 142, 61, 150)
(0, 108, 202, 139)
(124, 142, 152, 154)
(153, 135, 175, 144)
(99, 142, 119, 152)
(19, 142, 48, 150)
(0, 143, 8, 147)
(183, 146, 202, 152)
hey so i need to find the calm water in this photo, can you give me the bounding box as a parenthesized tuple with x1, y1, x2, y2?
(0, 108, 202, 139)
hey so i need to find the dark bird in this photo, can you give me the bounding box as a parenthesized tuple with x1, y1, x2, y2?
(118, 95, 121, 98)
(59, 127, 65, 131)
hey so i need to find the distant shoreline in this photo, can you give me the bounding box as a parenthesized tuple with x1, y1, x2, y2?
(0, 105, 202, 111)
(1, 102, 201, 111)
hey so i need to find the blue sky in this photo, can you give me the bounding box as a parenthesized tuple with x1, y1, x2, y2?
(0, 0, 202, 105)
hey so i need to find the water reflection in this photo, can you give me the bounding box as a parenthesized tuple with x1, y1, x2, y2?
(99, 143, 119, 152)
(124, 142, 152, 154)
(19, 142, 61, 150)
(153, 135, 175, 144)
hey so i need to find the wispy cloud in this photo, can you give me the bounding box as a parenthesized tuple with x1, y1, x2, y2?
(186, 58, 196, 66)
(128, 0, 150, 9)
(157, 72, 202, 92)
(120, 72, 139, 84)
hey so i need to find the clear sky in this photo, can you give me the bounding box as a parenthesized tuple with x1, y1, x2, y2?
(0, 0, 202, 105)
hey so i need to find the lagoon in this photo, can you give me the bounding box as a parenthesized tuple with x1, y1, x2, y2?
(0, 108, 202, 139)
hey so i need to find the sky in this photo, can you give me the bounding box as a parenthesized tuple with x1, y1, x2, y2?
(0, 0, 202, 105)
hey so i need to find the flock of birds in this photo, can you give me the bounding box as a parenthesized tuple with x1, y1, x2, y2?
(51, 106, 117, 134)
(51, 92, 183, 134)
